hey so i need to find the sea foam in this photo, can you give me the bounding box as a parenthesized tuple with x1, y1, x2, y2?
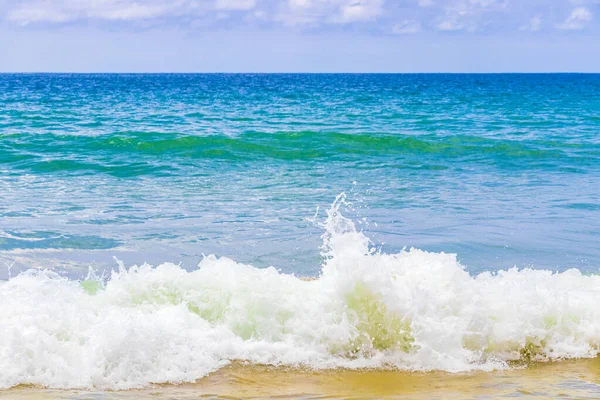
(0, 194, 599, 389)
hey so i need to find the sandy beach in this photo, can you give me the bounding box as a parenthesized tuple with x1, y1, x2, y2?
(3, 358, 599, 399)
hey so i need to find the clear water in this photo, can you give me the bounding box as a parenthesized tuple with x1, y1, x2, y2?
(1, 73, 599, 278)
(1, 74, 600, 392)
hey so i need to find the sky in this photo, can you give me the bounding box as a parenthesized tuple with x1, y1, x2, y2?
(0, 0, 598, 72)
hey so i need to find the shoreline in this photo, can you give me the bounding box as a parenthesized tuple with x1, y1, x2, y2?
(4, 358, 600, 399)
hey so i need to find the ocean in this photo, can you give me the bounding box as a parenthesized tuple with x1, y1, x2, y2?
(1, 73, 599, 398)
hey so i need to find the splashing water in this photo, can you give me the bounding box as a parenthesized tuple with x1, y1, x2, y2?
(0, 195, 599, 390)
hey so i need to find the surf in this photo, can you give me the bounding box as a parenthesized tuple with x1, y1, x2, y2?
(0, 194, 599, 390)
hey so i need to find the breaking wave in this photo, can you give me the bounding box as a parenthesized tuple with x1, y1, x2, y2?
(1, 194, 599, 390)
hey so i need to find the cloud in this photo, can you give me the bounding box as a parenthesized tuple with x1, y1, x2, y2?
(435, 4, 470, 32)
(520, 14, 542, 32)
(433, 0, 509, 33)
(2, 0, 598, 35)
(557, 7, 593, 30)
(280, 0, 383, 26)
(437, 18, 465, 31)
(392, 19, 421, 34)
(7, 0, 200, 25)
(215, 0, 257, 11)
(336, 0, 382, 23)
(569, 0, 600, 5)
(8, 6, 70, 24)
(469, 0, 500, 7)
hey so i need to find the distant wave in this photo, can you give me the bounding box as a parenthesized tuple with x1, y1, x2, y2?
(1, 131, 598, 176)
(1, 194, 599, 390)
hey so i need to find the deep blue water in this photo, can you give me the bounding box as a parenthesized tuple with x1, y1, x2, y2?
(1, 73, 599, 278)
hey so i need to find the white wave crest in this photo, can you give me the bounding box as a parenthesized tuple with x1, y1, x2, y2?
(1, 194, 599, 389)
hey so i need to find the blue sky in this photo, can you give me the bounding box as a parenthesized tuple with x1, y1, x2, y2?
(0, 0, 598, 72)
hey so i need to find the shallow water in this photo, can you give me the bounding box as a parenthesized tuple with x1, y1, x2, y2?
(1, 74, 600, 278)
(4, 359, 600, 399)
(1, 197, 599, 390)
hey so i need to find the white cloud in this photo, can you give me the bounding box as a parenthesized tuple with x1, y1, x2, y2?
(392, 19, 421, 34)
(7, 0, 207, 25)
(520, 14, 541, 32)
(469, 0, 498, 7)
(95, 3, 171, 20)
(569, 0, 600, 5)
(336, 0, 382, 23)
(437, 18, 464, 31)
(280, 0, 320, 25)
(215, 0, 257, 11)
(3, 0, 595, 34)
(432, 0, 508, 33)
(252, 9, 267, 19)
(436, 4, 469, 32)
(281, 0, 383, 25)
(557, 7, 593, 30)
(8, 5, 70, 24)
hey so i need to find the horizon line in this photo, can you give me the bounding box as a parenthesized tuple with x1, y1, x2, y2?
(1, 71, 600, 75)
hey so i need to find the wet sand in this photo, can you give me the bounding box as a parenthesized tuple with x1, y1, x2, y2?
(3, 358, 600, 399)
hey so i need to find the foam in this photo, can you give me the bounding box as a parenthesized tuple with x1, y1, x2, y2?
(1, 194, 599, 389)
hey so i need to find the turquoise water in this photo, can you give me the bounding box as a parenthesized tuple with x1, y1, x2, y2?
(1, 73, 599, 278)
(2, 74, 600, 392)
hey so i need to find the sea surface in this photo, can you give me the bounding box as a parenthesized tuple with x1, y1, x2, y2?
(1, 74, 600, 396)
